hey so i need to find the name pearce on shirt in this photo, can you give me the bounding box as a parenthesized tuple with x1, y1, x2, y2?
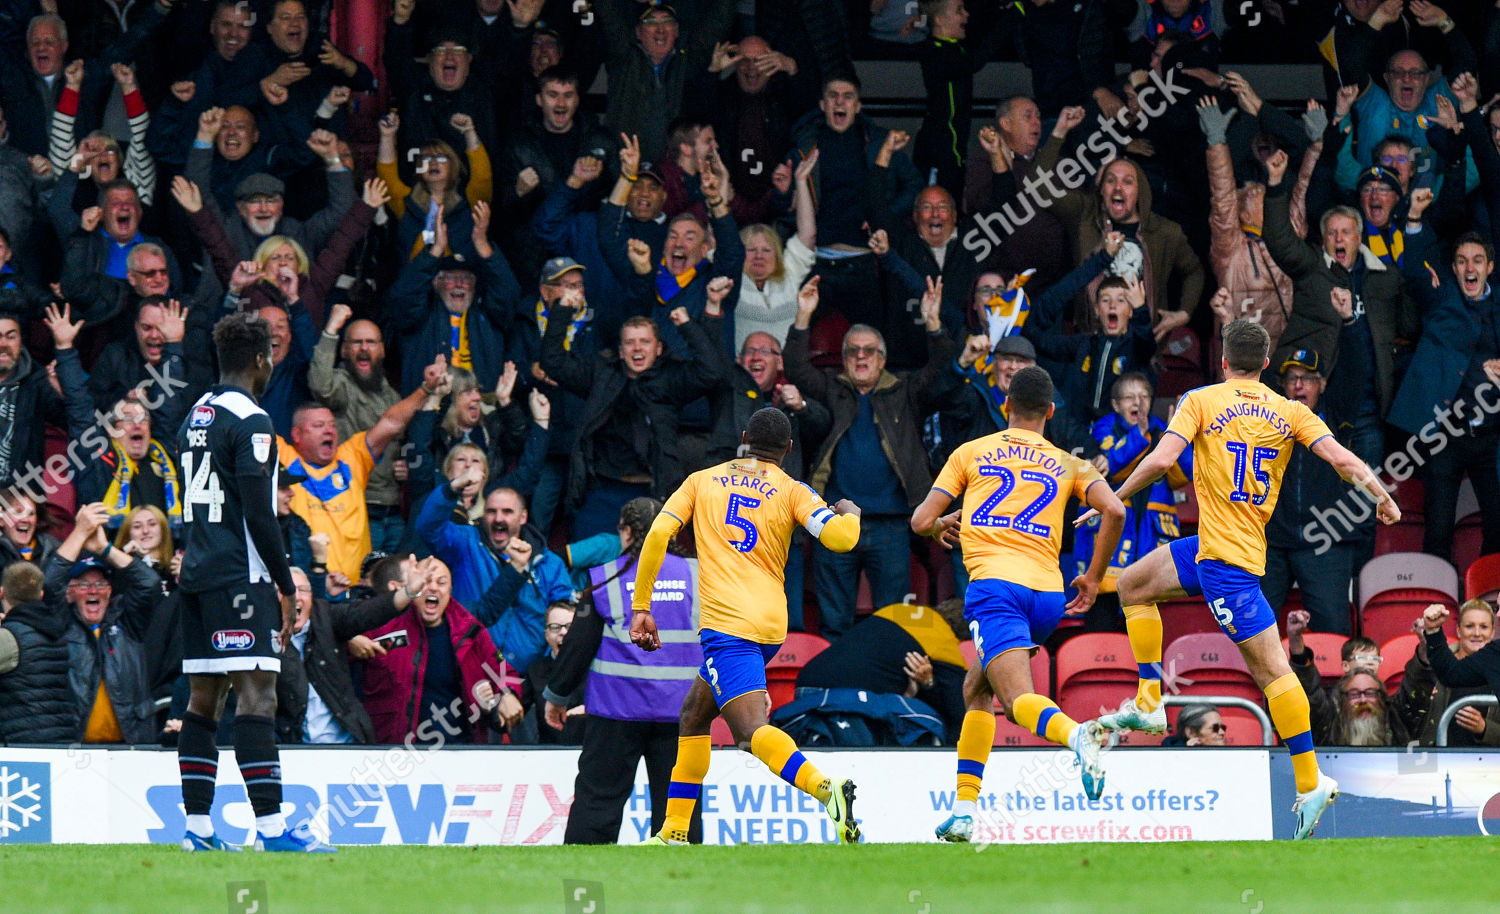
(712, 472, 779, 499)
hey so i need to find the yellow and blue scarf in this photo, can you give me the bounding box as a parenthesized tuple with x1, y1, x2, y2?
(102, 438, 181, 530)
(654, 258, 707, 305)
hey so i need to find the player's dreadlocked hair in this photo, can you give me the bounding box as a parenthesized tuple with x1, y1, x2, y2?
(745, 407, 792, 457)
(213, 311, 272, 376)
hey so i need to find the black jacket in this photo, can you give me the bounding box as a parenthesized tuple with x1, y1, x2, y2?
(276, 592, 409, 745)
(0, 598, 77, 743)
(783, 325, 957, 509)
(540, 305, 728, 509)
(384, 248, 522, 394)
(45, 551, 162, 744)
(707, 365, 832, 481)
(0, 531, 60, 575)
(0, 350, 69, 490)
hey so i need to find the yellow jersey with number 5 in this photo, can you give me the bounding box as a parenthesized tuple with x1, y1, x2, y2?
(931, 427, 1105, 592)
(1165, 381, 1333, 576)
(660, 458, 837, 644)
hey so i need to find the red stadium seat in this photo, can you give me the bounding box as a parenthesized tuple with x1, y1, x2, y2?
(1454, 520, 1485, 580)
(1154, 327, 1204, 399)
(1465, 553, 1500, 604)
(1158, 596, 1220, 650)
(1174, 482, 1199, 527)
(1378, 634, 1420, 694)
(710, 716, 736, 747)
(766, 633, 831, 709)
(807, 311, 851, 371)
(1163, 633, 1267, 743)
(1358, 553, 1459, 644)
(1360, 552, 1459, 606)
(1282, 633, 1348, 687)
(42, 426, 76, 521)
(1390, 477, 1425, 521)
(1055, 633, 1137, 723)
(1375, 521, 1426, 556)
(1162, 632, 1262, 706)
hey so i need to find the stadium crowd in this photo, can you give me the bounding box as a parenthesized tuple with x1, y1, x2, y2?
(2, 0, 1500, 774)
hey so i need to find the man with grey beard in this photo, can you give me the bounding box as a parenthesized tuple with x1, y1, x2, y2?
(1320, 670, 1409, 747)
(309, 303, 404, 552)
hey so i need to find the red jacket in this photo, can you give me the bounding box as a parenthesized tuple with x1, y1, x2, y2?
(361, 599, 505, 745)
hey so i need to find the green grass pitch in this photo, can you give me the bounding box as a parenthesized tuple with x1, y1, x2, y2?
(2, 837, 1494, 913)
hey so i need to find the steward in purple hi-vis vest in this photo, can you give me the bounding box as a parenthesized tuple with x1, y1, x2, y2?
(587, 552, 702, 723)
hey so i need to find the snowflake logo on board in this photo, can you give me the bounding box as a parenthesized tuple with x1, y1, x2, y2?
(0, 762, 45, 840)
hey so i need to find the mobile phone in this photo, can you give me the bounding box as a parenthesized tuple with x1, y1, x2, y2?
(375, 630, 409, 650)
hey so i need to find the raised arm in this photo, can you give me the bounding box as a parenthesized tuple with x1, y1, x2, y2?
(1309, 435, 1398, 524)
(366, 354, 446, 461)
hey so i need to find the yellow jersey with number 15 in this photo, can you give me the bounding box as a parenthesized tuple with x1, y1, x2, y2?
(659, 458, 840, 644)
(1165, 380, 1333, 576)
(931, 427, 1105, 592)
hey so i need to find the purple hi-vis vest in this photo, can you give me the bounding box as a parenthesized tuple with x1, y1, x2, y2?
(586, 553, 702, 723)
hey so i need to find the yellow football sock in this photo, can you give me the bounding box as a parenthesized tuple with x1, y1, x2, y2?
(955, 710, 996, 802)
(1123, 603, 1163, 711)
(661, 735, 711, 840)
(751, 725, 830, 802)
(1010, 693, 1079, 748)
(1265, 673, 1319, 793)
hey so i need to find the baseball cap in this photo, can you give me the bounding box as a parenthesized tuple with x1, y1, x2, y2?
(434, 254, 472, 274)
(235, 173, 285, 200)
(638, 3, 677, 22)
(67, 557, 111, 583)
(278, 468, 308, 489)
(359, 551, 391, 581)
(542, 256, 585, 282)
(990, 335, 1037, 360)
(1356, 166, 1402, 198)
(637, 161, 666, 187)
(1279, 348, 1323, 376)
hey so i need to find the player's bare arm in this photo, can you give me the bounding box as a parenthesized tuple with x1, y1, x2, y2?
(911, 489, 961, 550)
(1309, 436, 1400, 525)
(1067, 482, 1127, 615)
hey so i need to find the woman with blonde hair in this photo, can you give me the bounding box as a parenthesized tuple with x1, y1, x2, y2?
(174, 175, 389, 326)
(733, 151, 819, 351)
(378, 111, 494, 259)
(114, 504, 178, 589)
(1398, 600, 1500, 746)
(406, 363, 554, 509)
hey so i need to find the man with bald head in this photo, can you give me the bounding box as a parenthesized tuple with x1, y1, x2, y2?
(309, 304, 405, 552)
(691, 35, 800, 225)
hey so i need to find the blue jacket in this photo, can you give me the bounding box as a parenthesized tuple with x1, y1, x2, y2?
(1073, 414, 1190, 588)
(1387, 227, 1491, 437)
(473, 527, 573, 675)
(530, 181, 633, 343)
